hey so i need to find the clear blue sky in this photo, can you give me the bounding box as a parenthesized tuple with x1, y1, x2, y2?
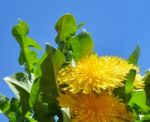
(1, 0, 150, 121)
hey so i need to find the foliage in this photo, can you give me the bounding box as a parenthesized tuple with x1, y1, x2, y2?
(0, 13, 150, 122)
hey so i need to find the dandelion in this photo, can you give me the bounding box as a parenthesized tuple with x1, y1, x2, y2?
(58, 91, 133, 122)
(134, 74, 145, 89)
(58, 55, 138, 94)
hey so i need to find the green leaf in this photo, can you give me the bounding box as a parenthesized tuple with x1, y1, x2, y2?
(77, 22, 85, 29)
(33, 103, 55, 122)
(7, 98, 23, 122)
(29, 44, 60, 122)
(0, 94, 10, 113)
(134, 120, 142, 122)
(24, 37, 42, 50)
(125, 69, 136, 94)
(70, 32, 94, 60)
(12, 20, 29, 41)
(40, 44, 59, 102)
(0, 97, 23, 122)
(12, 20, 42, 73)
(29, 79, 40, 108)
(140, 114, 150, 121)
(128, 90, 150, 113)
(143, 70, 150, 106)
(29, 44, 59, 106)
(29, 45, 62, 122)
(113, 70, 136, 102)
(113, 87, 126, 101)
(4, 73, 31, 115)
(25, 111, 38, 122)
(4, 73, 32, 96)
(128, 46, 140, 65)
(55, 13, 77, 43)
(50, 47, 66, 72)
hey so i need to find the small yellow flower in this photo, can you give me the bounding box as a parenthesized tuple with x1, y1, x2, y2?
(134, 74, 145, 89)
(58, 55, 138, 94)
(58, 91, 133, 122)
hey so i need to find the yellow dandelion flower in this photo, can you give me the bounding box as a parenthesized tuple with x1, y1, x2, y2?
(58, 91, 133, 122)
(134, 74, 145, 89)
(58, 55, 138, 94)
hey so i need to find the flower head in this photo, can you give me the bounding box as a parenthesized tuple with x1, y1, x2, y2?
(58, 55, 138, 94)
(58, 91, 133, 122)
(134, 74, 145, 89)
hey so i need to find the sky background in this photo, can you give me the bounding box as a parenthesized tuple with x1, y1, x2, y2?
(1, 0, 150, 121)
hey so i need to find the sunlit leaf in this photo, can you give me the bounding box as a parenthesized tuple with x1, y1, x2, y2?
(25, 111, 38, 122)
(0, 94, 10, 113)
(12, 20, 42, 73)
(128, 46, 140, 65)
(50, 47, 66, 72)
(71, 32, 94, 60)
(39, 44, 59, 102)
(143, 70, 150, 106)
(12, 20, 29, 41)
(113, 70, 136, 102)
(7, 98, 23, 122)
(4, 73, 32, 115)
(29, 44, 59, 106)
(0, 97, 23, 121)
(4, 73, 32, 94)
(55, 13, 77, 43)
(24, 37, 42, 50)
(128, 90, 150, 113)
(140, 114, 150, 121)
(125, 69, 136, 94)
(77, 22, 85, 29)
(29, 44, 60, 122)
